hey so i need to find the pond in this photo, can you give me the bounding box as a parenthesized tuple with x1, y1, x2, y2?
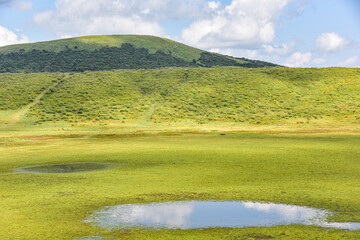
(85, 201, 360, 230)
(16, 162, 116, 174)
(73, 237, 106, 240)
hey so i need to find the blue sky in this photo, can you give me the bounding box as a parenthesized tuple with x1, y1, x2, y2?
(0, 0, 359, 67)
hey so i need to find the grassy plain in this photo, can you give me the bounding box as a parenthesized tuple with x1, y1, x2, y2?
(0, 67, 359, 239)
(0, 130, 359, 239)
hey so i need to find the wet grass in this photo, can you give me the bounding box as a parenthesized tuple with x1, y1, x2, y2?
(0, 132, 359, 239)
(103, 225, 360, 239)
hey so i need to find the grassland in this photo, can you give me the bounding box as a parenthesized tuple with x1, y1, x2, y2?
(0, 132, 359, 239)
(0, 66, 359, 239)
(0, 73, 60, 111)
(0, 67, 356, 128)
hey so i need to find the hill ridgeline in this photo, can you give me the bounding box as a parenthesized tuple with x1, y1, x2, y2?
(0, 35, 278, 73)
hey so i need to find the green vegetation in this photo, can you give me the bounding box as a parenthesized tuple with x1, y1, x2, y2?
(4, 67, 354, 126)
(0, 35, 278, 73)
(0, 35, 204, 62)
(0, 133, 359, 239)
(0, 73, 59, 110)
(153, 67, 360, 125)
(198, 52, 276, 68)
(27, 69, 187, 124)
(0, 65, 359, 239)
(0, 44, 196, 73)
(104, 226, 360, 240)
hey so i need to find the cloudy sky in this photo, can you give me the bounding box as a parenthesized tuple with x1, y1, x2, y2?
(0, 0, 359, 67)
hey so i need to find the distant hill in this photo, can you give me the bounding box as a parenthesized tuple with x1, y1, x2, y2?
(0, 35, 278, 73)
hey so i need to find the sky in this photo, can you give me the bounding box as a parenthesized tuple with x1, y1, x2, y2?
(0, 0, 359, 67)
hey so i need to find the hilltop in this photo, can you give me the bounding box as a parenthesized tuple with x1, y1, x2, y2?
(0, 35, 278, 73)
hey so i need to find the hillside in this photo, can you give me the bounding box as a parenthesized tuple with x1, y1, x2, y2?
(1, 67, 359, 127)
(0, 35, 278, 73)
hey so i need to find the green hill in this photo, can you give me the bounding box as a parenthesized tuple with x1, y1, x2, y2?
(0, 35, 278, 73)
(1, 67, 359, 127)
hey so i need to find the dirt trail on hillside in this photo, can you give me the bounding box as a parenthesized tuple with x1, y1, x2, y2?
(7, 76, 66, 124)
(138, 70, 190, 125)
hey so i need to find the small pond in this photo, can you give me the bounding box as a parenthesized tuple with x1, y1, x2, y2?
(17, 162, 116, 174)
(85, 201, 360, 230)
(73, 237, 107, 240)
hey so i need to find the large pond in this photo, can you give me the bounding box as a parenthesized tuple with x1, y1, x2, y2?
(85, 201, 360, 230)
(16, 162, 116, 174)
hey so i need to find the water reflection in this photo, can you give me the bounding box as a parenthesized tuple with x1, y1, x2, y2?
(86, 201, 360, 230)
(89, 202, 195, 229)
(243, 202, 321, 223)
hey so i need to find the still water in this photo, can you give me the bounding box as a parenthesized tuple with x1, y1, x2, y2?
(17, 162, 116, 174)
(85, 201, 360, 230)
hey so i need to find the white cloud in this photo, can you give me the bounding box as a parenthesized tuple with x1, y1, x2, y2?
(339, 56, 359, 67)
(312, 58, 326, 65)
(33, 0, 165, 37)
(262, 41, 296, 55)
(14, 0, 32, 10)
(33, 0, 214, 38)
(209, 48, 221, 53)
(0, 25, 28, 47)
(59, 34, 73, 39)
(208, 1, 221, 10)
(316, 32, 349, 52)
(181, 0, 294, 49)
(220, 48, 260, 59)
(284, 0, 308, 19)
(285, 51, 311, 67)
(0, 0, 32, 11)
(209, 47, 260, 59)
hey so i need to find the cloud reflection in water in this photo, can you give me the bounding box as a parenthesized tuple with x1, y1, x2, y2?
(90, 202, 195, 229)
(86, 201, 360, 230)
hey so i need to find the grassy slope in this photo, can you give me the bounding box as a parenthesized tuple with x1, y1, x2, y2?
(0, 73, 60, 110)
(1, 67, 354, 127)
(154, 67, 360, 124)
(0, 67, 359, 239)
(0, 35, 204, 62)
(0, 133, 359, 239)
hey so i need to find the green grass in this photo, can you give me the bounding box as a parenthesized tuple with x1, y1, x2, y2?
(0, 133, 359, 239)
(7, 67, 356, 127)
(0, 73, 60, 110)
(27, 69, 186, 124)
(0, 35, 204, 62)
(154, 67, 360, 124)
(77, 35, 205, 62)
(103, 226, 360, 239)
(0, 66, 359, 239)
